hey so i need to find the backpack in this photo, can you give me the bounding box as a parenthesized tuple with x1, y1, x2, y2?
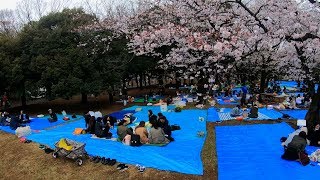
(130, 134, 142, 146)
(171, 124, 181, 131)
(299, 151, 310, 166)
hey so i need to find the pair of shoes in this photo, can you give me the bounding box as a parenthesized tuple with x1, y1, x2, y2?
(39, 145, 46, 150)
(136, 164, 145, 173)
(100, 158, 117, 166)
(93, 156, 101, 163)
(109, 159, 117, 166)
(25, 140, 32, 143)
(44, 148, 54, 154)
(117, 163, 128, 171)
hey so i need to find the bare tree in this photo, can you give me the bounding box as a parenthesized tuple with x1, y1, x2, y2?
(15, 0, 73, 26)
(0, 9, 18, 35)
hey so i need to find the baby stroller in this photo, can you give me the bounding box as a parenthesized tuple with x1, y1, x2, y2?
(52, 138, 87, 166)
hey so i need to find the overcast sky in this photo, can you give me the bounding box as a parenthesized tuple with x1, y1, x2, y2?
(0, 0, 18, 10)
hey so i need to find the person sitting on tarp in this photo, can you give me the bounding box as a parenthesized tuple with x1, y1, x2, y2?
(281, 127, 309, 147)
(94, 117, 112, 138)
(248, 105, 258, 118)
(123, 113, 137, 126)
(48, 109, 57, 123)
(230, 105, 242, 117)
(83, 112, 91, 129)
(166, 96, 173, 105)
(117, 120, 133, 141)
(135, 121, 149, 144)
(86, 116, 96, 134)
(281, 131, 307, 161)
(308, 124, 320, 147)
(10, 115, 20, 130)
(0, 111, 11, 126)
(149, 120, 170, 144)
(19, 110, 30, 123)
(158, 115, 174, 142)
(148, 110, 157, 123)
(103, 115, 116, 128)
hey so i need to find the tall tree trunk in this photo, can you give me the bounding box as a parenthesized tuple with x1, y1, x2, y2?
(148, 75, 151, 85)
(21, 81, 27, 108)
(259, 71, 267, 93)
(108, 91, 114, 105)
(144, 74, 147, 86)
(81, 93, 88, 104)
(135, 75, 139, 88)
(139, 74, 143, 89)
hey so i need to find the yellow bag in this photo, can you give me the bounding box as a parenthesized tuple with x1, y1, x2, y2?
(73, 128, 83, 135)
(58, 139, 73, 151)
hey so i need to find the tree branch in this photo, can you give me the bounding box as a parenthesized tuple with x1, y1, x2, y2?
(286, 33, 319, 42)
(235, 0, 268, 33)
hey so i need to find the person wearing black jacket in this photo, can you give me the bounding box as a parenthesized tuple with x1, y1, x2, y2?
(95, 117, 112, 138)
(148, 110, 157, 123)
(282, 131, 308, 160)
(83, 112, 91, 129)
(48, 109, 58, 123)
(19, 110, 30, 123)
(308, 124, 320, 146)
(103, 115, 116, 128)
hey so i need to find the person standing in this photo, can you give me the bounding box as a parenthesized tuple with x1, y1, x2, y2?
(2, 92, 9, 110)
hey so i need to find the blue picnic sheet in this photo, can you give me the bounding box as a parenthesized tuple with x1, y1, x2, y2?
(25, 106, 207, 175)
(215, 123, 320, 180)
(108, 110, 136, 120)
(279, 109, 308, 119)
(0, 114, 81, 134)
(207, 108, 283, 122)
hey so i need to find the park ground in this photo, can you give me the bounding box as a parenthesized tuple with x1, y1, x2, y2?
(0, 89, 297, 180)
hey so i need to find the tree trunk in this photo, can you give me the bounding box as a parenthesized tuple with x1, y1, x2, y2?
(139, 74, 143, 89)
(21, 81, 27, 108)
(259, 71, 267, 93)
(135, 75, 139, 88)
(148, 75, 151, 85)
(81, 93, 88, 104)
(108, 91, 114, 105)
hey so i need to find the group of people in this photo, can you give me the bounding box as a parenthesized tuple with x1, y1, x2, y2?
(117, 110, 173, 145)
(83, 112, 116, 138)
(281, 123, 320, 162)
(0, 110, 30, 129)
(230, 104, 259, 118)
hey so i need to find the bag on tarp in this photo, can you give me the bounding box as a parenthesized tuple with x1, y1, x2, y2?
(15, 126, 31, 138)
(171, 124, 181, 131)
(130, 134, 142, 147)
(73, 128, 84, 135)
(299, 151, 310, 166)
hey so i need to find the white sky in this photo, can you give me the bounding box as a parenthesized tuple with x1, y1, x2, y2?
(0, 0, 18, 10)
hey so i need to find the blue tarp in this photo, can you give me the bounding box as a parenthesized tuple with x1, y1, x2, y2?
(108, 110, 136, 120)
(26, 106, 207, 175)
(207, 108, 283, 122)
(208, 108, 220, 122)
(280, 109, 308, 119)
(0, 114, 80, 134)
(216, 123, 320, 180)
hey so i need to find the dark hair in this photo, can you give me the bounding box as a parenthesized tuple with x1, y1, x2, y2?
(139, 121, 145, 127)
(118, 120, 125, 126)
(158, 113, 163, 117)
(150, 120, 159, 129)
(236, 105, 241, 108)
(299, 131, 307, 140)
(96, 117, 102, 122)
(148, 110, 153, 115)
